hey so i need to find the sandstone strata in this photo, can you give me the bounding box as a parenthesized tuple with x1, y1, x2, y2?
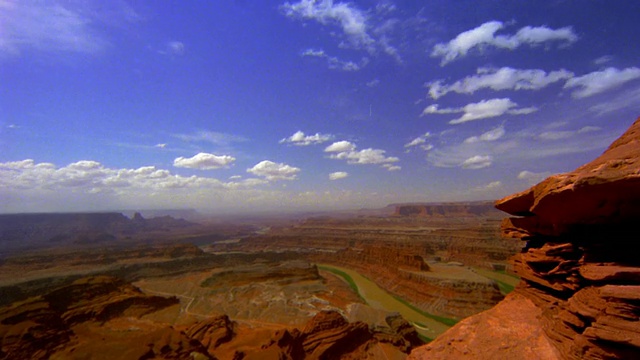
(410, 117, 640, 359)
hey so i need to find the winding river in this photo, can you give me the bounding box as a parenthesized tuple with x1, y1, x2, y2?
(319, 264, 452, 338)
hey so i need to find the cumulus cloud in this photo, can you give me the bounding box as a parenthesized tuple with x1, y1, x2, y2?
(464, 126, 505, 143)
(404, 132, 431, 148)
(426, 67, 574, 99)
(247, 160, 300, 181)
(422, 98, 537, 124)
(0, 159, 242, 195)
(329, 171, 348, 180)
(282, 0, 373, 48)
(325, 140, 357, 152)
(564, 67, 640, 98)
(324, 140, 399, 170)
(301, 48, 363, 71)
(460, 155, 493, 169)
(431, 21, 577, 66)
(173, 153, 235, 170)
(280, 130, 333, 146)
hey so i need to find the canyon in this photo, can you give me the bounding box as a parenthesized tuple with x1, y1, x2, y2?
(0, 198, 518, 358)
(409, 116, 640, 359)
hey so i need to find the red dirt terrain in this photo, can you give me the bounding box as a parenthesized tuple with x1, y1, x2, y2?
(0, 275, 421, 359)
(410, 116, 640, 359)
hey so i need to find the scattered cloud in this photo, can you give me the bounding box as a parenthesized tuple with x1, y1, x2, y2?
(404, 132, 432, 148)
(422, 98, 537, 124)
(247, 160, 300, 181)
(366, 78, 380, 87)
(329, 171, 348, 180)
(161, 41, 185, 56)
(301, 48, 364, 71)
(325, 140, 357, 152)
(464, 125, 505, 143)
(594, 55, 613, 65)
(517, 170, 551, 184)
(282, 0, 373, 49)
(426, 67, 574, 99)
(431, 21, 577, 66)
(382, 164, 401, 171)
(280, 130, 333, 146)
(589, 83, 640, 115)
(0, 0, 110, 57)
(473, 180, 502, 192)
(564, 67, 640, 98)
(460, 155, 493, 169)
(325, 140, 399, 170)
(173, 152, 235, 170)
(155, 143, 167, 149)
(537, 126, 601, 141)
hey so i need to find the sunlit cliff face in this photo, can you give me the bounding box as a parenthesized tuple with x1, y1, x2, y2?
(2, 1, 640, 214)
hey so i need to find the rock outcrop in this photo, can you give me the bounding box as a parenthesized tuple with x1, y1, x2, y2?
(0, 276, 180, 359)
(410, 116, 640, 359)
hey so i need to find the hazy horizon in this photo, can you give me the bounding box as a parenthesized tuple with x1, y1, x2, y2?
(2, 1, 640, 214)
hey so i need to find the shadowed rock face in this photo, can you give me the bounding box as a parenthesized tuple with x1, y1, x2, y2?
(410, 116, 640, 360)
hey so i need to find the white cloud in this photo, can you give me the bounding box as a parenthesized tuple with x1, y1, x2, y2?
(464, 126, 505, 143)
(331, 148, 399, 165)
(461, 155, 493, 169)
(155, 143, 167, 149)
(564, 67, 640, 98)
(431, 21, 577, 66)
(325, 140, 357, 152)
(382, 164, 401, 171)
(594, 55, 613, 65)
(0, 0, 110, 57)
(280, 130, 333, 146)
(325, 140, 398, 169)
(426, 67, 574, 99)
(404, 132, 432, 149)
(473, 181, 502, 192)
(282, 0, 373, 48)
(247, 160, 300, 181)
(301, 48, 363, 71)
(173, 153, 235, 170)
(329, 171, 348, 180)
(517, 170, 551, 184)
(423, 98, 537, 125)
(420, 104, 459, 116)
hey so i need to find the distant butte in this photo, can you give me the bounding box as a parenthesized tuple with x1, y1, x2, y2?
(410, 116, 640, 359)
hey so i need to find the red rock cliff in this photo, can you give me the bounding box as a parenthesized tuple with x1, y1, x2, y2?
(410, 116, 640, 359)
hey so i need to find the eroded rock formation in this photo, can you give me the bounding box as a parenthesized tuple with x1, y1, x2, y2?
(410, 117, 640, 359)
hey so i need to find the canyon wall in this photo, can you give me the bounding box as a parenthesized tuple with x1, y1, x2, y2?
(410, 117, 640, 359)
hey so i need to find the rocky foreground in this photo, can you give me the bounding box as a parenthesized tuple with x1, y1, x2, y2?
(0, 276, 421, 359)
(410, 117, 640, 359)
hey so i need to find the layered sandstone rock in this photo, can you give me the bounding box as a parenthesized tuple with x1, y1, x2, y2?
(0, 276, 180, 359)
(410, 117, 640, 359)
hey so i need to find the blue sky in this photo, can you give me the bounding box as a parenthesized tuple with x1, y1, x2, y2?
(1, 0, 640, 214)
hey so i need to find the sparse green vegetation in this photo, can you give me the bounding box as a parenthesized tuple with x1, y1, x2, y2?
(391, 295, 458, 327)
(318, 265, 366, 303)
